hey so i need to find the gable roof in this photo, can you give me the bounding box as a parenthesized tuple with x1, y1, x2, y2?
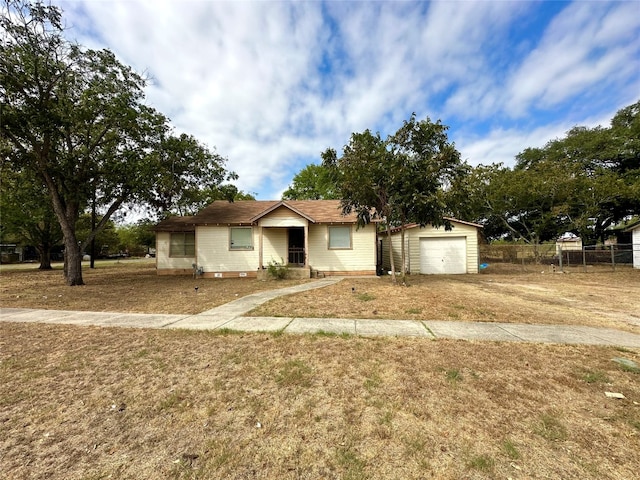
(388, 218, 483, 234)
(161, 200, 361, 227)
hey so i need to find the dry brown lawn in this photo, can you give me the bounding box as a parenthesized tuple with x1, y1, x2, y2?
(1, 322, 639, 479)
(1, 262, 640, 478)
(2, 260, 639, 335)
(0, 259, 310, 315)
(251, 266, 640, 334)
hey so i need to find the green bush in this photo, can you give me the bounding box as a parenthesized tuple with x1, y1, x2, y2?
(267, 257, 289, 280)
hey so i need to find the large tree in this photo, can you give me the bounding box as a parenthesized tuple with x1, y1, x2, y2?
(1, 0, 237, 284)
(453, 101, 640, 247)
(323, 114, 465, 283)
(147, 133, 239, 217)
(282, 163, 340, 200)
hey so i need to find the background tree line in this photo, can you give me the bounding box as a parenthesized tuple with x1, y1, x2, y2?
(285, 101, 640, 263)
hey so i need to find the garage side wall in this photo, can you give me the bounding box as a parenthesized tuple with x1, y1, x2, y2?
(380, 231, 405, 273)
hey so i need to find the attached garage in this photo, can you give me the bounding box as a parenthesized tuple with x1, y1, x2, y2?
(381, 219, 482, 275)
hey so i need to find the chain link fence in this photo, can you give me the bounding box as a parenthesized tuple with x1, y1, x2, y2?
(479, 243, 634, 273)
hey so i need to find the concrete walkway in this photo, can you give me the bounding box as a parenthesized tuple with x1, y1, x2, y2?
(2, 278, 640, 348)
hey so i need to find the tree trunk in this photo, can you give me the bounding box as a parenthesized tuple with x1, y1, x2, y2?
(63, 236, 84, 286)
(400, 224, 407, 285)
(37, 245, 52, 270)
(387, 223, 396, 285)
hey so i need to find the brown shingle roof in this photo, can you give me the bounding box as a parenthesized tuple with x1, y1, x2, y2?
(190, 200, 360, 225)
(388, 217, 483, 234)
(153, 216, 196, 232)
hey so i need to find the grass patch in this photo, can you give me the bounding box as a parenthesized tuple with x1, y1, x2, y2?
(336, 446, 368, 480)
(466, 453, 495, 472)
(579, 369, 610, 384)
(212, 327, 245, 336)
(445, 368, 463, 383)
(534, 411, 568, 441)
(405, 307, 422, 315)
(363, 372, 382, 392)
(275, 359, 313, 388)
(312, 330, 352, 339)
(356, 292, 375, 302)
(501, 438, 520, 459)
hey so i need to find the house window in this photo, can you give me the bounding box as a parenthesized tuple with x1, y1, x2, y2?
(170, 232, 195, 257)
(328, 226, 352, 249)
(230, 227, 253, 250)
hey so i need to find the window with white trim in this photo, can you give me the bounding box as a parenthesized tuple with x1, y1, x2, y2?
(169, 232, 195, 257)
(328, 225, 352, 249)
(230, 227, 253, 250)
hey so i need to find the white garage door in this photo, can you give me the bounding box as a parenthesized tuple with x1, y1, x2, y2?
(420, 237, 467, 274)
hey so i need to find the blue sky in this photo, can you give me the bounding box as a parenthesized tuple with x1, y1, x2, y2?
(59, 0, 640, 200)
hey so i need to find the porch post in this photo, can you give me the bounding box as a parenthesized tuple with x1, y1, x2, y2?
(258, 225, 263, 268)
(304, 222, 309, 267)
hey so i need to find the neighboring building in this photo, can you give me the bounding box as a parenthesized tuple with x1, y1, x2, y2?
(556, 233, 582, 255)
(627, 223, 640, 270)
(0, 244, 22, 263)
(154, 200, 378, 278)
(380, 219, 482, 275)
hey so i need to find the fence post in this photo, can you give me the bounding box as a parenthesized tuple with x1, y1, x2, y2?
(558, 246, 563, 272)
(610, 244, 615, 271)
(582, 245, 587, 272)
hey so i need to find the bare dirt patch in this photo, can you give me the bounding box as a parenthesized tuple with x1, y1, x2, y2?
(1, 322, 638, 479)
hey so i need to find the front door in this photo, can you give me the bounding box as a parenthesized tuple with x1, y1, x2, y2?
(288, 228, 305, 265)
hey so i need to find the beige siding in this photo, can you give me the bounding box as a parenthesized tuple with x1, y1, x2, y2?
(259, 206, 307, 227)
(156, 232, 195, 270)
(308, 224, 376, 273)
(262, 228, 288, 265)
(633, 227, 640, 269)
(381, 222, 480, 274)
(196, 226, 259, 273)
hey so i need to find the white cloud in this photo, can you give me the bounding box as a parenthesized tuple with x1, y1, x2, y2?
(505, 1, 640, 116)
(56, 0, 640, 199)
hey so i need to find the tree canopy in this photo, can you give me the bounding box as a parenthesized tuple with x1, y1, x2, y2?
(1, 0, 238, 284)
(455, 100, 640, 246)
(282, 163, 339, 200)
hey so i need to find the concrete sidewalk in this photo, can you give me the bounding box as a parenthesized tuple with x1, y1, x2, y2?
(2, 277, 640, 348)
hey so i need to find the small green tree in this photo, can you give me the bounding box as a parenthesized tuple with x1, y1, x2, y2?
(323, 114, 465, 284)
(282, 163, 340, 200)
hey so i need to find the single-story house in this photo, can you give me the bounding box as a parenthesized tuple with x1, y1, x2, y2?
(154, 200, 378, 278)
(626, 222, 640, 269)
(381, 219, 482, 274)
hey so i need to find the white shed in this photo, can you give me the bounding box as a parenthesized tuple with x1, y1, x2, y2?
(381, 219, 482, 275)
(628, 223, 640, 269)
